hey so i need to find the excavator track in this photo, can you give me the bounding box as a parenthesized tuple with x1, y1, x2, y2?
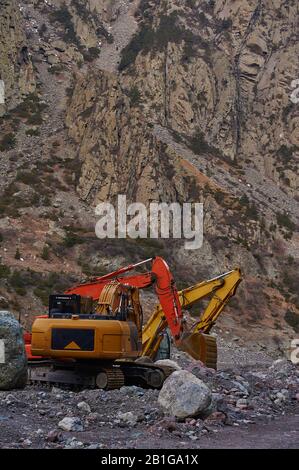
(27, 360, 175, 391)
(117, 360, 175, 389)
(95, 368, 125, 390)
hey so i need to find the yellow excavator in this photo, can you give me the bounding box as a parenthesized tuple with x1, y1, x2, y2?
(142, 268, 242, 369)
(25, 257, 241, 389)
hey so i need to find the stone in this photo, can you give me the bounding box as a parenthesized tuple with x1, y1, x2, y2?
(46, 430, 62, 442)
(77, 401, 91, 413)
(58, 417, 83, 432)
(236, 398, 248, 409)
(0, 311, 27, 390)
(117, 411, 138, 426)
(64, 437, 84, 449)
(86, 412, 100, 422)
(0, 297, 8, 309)
(155, 359, 181, 371)
(51, 40, 66, 52)
(204, 411, 226, 425)
(188, 363, 215, 381)
(158, 370, 212, 419)
(47, 55, 59, 65)
(23, 439, 32, 446)
(231, 380, 250, 396)
(119, 385, 144, 395)
(158, 416, 177, 432)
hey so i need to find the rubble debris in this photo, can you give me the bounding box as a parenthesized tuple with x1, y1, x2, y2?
(158, 370, 212, 418)
(58, 417, 83, 432)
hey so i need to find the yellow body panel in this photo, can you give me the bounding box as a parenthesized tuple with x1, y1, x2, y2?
(31, 317, 141, 360)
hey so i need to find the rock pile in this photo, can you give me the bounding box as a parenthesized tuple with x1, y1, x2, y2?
(0, 311, 27, 390)
(158, 370, 212, 419)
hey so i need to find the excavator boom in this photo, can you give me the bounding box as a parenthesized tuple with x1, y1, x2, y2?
(142, 268, 242, 367)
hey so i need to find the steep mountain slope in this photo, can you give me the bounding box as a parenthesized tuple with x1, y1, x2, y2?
(0, 0, 298, 353)
(0, 0, 36, 114)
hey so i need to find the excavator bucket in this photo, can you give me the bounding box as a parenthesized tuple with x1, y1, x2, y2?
(177, 332, 218, 370)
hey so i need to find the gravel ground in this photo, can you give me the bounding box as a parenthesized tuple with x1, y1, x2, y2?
(0, 342, 298, 449)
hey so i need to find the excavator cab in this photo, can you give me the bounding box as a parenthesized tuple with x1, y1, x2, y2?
(49, 294, 94, 318)
(49, 294, 81, 317)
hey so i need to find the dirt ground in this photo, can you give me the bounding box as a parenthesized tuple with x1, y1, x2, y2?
(0, 341, 298, 449)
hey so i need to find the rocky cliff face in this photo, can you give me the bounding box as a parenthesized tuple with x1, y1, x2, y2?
(0, 0, 35, 115)
(65, 0, 299, 348)
(67, 0, 299, 198)
(0, 0, 298, 352)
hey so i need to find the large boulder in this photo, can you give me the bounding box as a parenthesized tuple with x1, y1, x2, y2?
(158, 370, 212, 419)
(155, 359, 181, 371)
(0, 311, 27, 390)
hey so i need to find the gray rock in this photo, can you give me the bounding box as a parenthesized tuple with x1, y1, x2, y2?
(47, 55, 59, 65)
(119, 385, 144, 396)
(155, 359, 181, 371)
(117, 411, 138, 426)
(0, 297, 8, 309)
(77, 401, 91, 413)
(58, 417, 83, 432)
(158, 370, 212, 419)
(46, 430, 62, 442)
(0, 311, 27, 390)
(188, 363, 215, 381)
(236, 398, 248, 409)
(64, 437, 84, 449)
(51, 40, 66, 52)
(231, 380, 250, 396)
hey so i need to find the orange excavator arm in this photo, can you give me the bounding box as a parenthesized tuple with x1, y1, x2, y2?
(64, 257, 183, 340)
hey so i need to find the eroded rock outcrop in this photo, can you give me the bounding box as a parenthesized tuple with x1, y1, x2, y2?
(0, 311, 27, 390)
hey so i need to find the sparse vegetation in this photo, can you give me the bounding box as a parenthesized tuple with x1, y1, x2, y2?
(7, 268, 75, 306)
(63, 230, 84, 248)
(285, 310, 299, 333)
(83, 47, 100, 62)
(189, 132, 212, 155)
(0, 133, 16, 151)
(239, 194, 259, 220)
(276, 212, 296, 232)
(26, 128, 40, 137)
(50, 5, 80, 47)
(16, 171, 40, 186)
(277, 145, 295, 162)
(127, 86, 142, 106)
(48, 64, 67, 75)
(11, 93, 47, 127)
(41, 245, 50, 261)
(0, 264, 10, 279)
(119, 12, 203, 71)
